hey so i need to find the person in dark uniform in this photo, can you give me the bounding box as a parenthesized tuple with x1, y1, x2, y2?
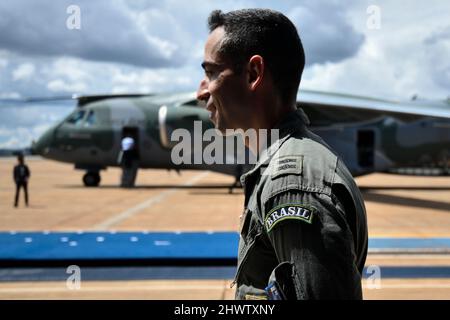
(13, 154, 30, 207)
(196, 9, 368, 300)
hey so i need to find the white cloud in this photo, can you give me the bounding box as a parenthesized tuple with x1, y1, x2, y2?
(0, 124, 52, 148)
(288, 2, 364, 65)
(12, 63, 35, 81)
(0, 103, 73, 148)
(1, 0, 450, 149)
(423, 27, 450, 90)
(0, 91, 21, 99)
(0, 0, 183, 68)
(111, 66, 195, 94)
(301, 1, 450, 100)
(43, 57, 92, 93)
(0, 58, 8, 69)
(48, 58, 91, 82)
(0, 135, 21, 148)
(47, 79, 87, 92)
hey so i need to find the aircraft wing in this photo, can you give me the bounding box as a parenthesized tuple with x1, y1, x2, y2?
(3, 89, 450, 121)
(298, 90, 450, 125)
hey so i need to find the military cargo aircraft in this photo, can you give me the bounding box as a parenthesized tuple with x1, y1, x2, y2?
(26, 89, 450, 187)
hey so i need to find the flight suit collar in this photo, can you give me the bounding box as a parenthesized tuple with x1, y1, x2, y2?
(240, 108, 309, 187)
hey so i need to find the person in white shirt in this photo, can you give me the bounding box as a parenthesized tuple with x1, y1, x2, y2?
(119, 135, 139, 187)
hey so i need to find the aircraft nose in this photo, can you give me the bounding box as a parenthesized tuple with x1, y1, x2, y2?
(32, 128, 54, 156)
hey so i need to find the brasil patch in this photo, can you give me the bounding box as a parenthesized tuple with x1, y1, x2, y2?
(265, 204, 315, 232)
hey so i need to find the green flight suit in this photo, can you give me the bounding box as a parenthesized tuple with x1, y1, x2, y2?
(233, 108, 368, 300)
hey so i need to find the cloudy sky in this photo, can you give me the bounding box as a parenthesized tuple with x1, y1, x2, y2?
(1, 0, 449, 148)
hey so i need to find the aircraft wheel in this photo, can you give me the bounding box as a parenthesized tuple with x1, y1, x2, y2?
(83, 172, 101, 187)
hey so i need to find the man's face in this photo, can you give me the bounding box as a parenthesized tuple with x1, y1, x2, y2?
(197, 27, 250, 134)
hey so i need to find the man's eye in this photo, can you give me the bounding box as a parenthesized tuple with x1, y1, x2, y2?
(204, 66, 223, 80)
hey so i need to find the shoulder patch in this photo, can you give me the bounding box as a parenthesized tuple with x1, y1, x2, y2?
(265, 204, 315, 232)
(271, 155, 303, 180)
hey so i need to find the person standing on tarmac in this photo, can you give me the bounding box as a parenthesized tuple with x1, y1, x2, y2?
(119, 135, 139, 188)
(197, 9, 368, 300)
(13, 154, 30, 207)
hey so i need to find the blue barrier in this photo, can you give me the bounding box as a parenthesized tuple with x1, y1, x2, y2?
(1, 232, 450, 261)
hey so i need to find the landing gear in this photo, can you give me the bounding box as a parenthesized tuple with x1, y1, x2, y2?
(228, 165, 244, 194)
(228, 177, 242, 194)
(83, 171, 101, 187)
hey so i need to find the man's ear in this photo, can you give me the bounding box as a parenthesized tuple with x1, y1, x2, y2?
(247, 55, 264, 91)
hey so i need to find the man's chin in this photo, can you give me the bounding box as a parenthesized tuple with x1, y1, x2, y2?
(214, 127, 228, 136)
(217, 128, 246, 138)
(212, 119, 241, 136)
(212, 120, 225, 136)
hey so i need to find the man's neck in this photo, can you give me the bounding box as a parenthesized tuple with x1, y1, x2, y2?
(244, 99, 297, 155)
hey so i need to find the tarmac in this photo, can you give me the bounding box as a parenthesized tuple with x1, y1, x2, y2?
(0, 157, 449, 299)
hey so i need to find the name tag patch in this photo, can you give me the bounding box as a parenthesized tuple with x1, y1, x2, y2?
(265, 204, 315, 232)
(244, 294, 268, 300)
(271, 155, 303, 180)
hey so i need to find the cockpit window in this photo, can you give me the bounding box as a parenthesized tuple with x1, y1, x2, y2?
(85, 110, 96, 126)
(182, 99, 206, 108)
(66, 110, 86, 125)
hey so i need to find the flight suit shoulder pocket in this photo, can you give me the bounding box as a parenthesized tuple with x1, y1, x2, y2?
(270, 155, 303, 180)
(262, 174, 330, 206)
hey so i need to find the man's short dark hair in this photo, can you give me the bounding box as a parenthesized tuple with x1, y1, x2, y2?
(208, 9, 305, 105)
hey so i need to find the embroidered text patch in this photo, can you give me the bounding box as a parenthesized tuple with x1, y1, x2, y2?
(265, 204, 315, 232)
(271, 155, 303, 180)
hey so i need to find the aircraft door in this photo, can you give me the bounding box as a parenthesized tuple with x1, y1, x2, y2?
(121, 127, 140, 160)
(357, 129, 375, 169)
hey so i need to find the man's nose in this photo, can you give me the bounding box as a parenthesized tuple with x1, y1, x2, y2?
(196, 79, 210, 103)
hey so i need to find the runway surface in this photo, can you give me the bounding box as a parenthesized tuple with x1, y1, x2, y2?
(0, 157, 449, 299)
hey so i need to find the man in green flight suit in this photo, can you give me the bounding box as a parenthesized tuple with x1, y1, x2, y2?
(197, 9, 368, 300)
